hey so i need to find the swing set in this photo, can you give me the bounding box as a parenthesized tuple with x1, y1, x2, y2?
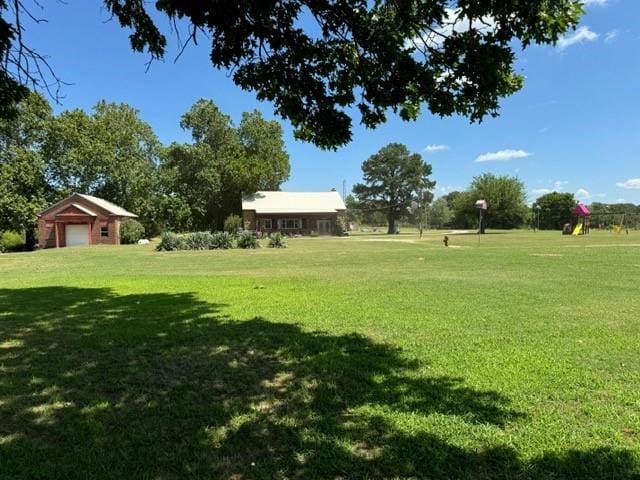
(592, 212, 629, 234)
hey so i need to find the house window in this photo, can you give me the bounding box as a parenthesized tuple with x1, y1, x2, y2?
(101, 226, 109, 238)
(278, 219, 301, 229)
(263, 219, 272, 229)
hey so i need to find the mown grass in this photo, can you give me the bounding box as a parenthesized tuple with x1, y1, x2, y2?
(1, 230, 639, 479)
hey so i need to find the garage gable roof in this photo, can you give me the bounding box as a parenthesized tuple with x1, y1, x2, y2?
(55, 203, 98, 216)
(242, 191, 346, 214)
(38, 193, 138, 218)
(76, 194, 137, 217)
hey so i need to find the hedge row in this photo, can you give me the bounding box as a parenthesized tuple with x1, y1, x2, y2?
(157, 231, 287, 251)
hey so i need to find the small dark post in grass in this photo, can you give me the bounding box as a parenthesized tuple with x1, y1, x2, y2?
(443, 235, 449, 247)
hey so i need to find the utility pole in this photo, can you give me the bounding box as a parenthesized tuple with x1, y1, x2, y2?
(342, 180, 347, 200)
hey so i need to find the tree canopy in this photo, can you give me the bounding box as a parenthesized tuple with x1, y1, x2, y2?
(0, 94, 290, 247)
(427, 197, 452, 229)
(452, 173, 527, 232)
(533, 192, 576, 230)
(2, 1, 584, 148)
(163, 99, 290, 230)
(0, 91, 52, 249)
(353, 143, 435, 234)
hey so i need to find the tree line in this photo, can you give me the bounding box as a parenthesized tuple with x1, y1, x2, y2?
(0, 93, 290, 249)
(347, 163, 531, 233)
(348, 165, 639, 233)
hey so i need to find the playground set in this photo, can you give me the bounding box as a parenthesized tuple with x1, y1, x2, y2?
(569, 203, 591, 236)
(563, 203, 629, 236)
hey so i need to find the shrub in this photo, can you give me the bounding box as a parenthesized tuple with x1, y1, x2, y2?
(336, 216, 349, 236)
(223, 214, 243, 234)
(267, 232, 287, 248)
(211, 231, 234, 249)
(237, 231, 259, 249)
(185, 231, 214, 250)
(0, 231, 25, 252)
(120, 219, 145, 244)
(156, 231, 185, 251)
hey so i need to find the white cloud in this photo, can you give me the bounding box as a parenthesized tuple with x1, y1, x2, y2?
(616, 178, 640, 189)
(553, 180, 569, 191)
(582, 0, 609, 5)
(575, 188, 592, 200)
(532, 188, 552, 196)
(557, 26, 599, 50)
(539, 127, 549, 133)
(604, 29, 619, 43)
(616, 198, 626, 203)
(475, 149, 532, 163)
(438, 185, 463, 194)
(424, 144, 450, 153)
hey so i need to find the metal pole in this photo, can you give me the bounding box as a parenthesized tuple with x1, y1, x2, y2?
(478, 209, 482, 245)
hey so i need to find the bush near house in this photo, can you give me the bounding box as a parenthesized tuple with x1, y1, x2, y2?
(336, 216, 349, 236)
(236, 231, 259, 249)
(157, 231, 238, 251)
(185, 231, 215, 250)
(223, 214, 243, 234)
(120, 219, 146, 244)
(267, 232, 287, 248)
(156, 231, 186, 251)
(0, 231, 25, 252)
(211, 231, 234, 249)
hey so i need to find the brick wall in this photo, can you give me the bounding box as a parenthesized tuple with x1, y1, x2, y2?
(253, 212, 339, 235)
(37, 196, 126, 248)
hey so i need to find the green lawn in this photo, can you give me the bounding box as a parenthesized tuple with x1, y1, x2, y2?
(1, 231, 639, 479)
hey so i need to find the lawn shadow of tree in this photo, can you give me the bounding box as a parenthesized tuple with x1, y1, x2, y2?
(0, 287, 638, 479)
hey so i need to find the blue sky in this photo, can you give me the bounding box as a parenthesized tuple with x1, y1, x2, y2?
(21, 0, 640, 204)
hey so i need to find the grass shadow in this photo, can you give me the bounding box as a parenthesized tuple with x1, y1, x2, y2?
(0, 287, 637, 479)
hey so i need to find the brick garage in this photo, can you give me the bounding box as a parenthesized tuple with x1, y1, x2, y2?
(242, 191, 346, 236)
(37, 193, 137, 248)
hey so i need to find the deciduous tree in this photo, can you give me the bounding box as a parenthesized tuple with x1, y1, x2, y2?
(427, 197, 452, 229)
(0, 92, 52, 249)
(44, 101, 162, 233)
(533, 192, 575, 230)
(163, 100, 290, 230)
(353, 143, 435, 234)
(452, 173, 527, 232)
(2, 1, 584, 148)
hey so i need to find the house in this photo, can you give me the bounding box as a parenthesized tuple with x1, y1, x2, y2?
(37, 193, 137, 248)
(242, 191, 346, 236)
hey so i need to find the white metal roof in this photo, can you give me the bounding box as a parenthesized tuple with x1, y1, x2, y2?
(242, 191, 346, 214)
(76, 194, 138, 217)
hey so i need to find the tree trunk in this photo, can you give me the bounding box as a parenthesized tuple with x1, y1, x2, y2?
(25, 228, 37, 251)
(387, 214, 396, 234)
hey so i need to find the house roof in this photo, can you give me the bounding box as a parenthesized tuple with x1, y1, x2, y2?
(56, 203, 98, 216)
(76, 194, 137, 217)
(38, 193, 137, 218)
(242, 191, 346, 214)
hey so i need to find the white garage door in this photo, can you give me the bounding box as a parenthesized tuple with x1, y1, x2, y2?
(65, 224, 89, 247)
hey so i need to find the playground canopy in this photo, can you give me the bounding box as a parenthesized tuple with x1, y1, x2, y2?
(572, 204, 590, 217)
